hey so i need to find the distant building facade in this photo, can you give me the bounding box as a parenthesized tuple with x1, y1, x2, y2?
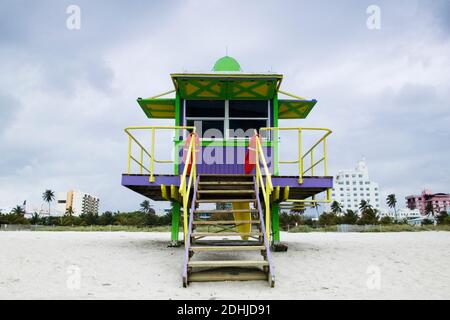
(406, 189, 450, 215)
(379, 208, 421, 221)
(56, 190, 100, 216)
(328, 158, 381, 214)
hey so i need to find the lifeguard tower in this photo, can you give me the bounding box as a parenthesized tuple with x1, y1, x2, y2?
(122, 56, 332, 287)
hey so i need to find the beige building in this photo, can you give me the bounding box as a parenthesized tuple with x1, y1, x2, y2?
(55, 190, 99, 216)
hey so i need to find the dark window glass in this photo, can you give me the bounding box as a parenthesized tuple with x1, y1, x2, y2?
(57, 200, 66, 203)
(186, 100, 225, 117)
(229, 100, 268, 118)
(187, 120, 224, 138)
(229, 119, 267, 138)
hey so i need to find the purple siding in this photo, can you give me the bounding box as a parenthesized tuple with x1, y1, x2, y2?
(178, 145, 274, 175)
(122, 174, 332, 189)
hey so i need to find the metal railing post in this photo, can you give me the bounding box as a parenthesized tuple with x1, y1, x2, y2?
(140, 148, 143, 175)
(298, 129, 303, 184)
(323, 137, 328, 176)
(150, 127, 155, 182)
(265, 175, 270, 241)
(127, 135, 132, 174)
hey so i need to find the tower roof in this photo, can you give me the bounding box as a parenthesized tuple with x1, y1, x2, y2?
(212, 56, 241, 72)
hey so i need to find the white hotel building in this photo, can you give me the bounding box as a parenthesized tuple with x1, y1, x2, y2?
(55, 190, 100, 216)
(327, 158, 381, 214)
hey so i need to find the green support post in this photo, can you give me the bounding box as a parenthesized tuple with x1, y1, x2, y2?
(174, 92, 181, 175)
(170, 202, 181, 246)
(273, 95, 279, 176)
(271, 203, 280, 242)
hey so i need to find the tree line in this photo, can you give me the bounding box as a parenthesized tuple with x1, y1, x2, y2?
(281, 194, 450, 228)
(2, 191, 449, 227)
(0, 190, 171, 227)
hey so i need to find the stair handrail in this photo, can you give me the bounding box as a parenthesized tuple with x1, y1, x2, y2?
(254, 176, 275, 287)
(253, 132, 274, 242)
(179, 133, 198, 244)
(182, 176, 199, 287)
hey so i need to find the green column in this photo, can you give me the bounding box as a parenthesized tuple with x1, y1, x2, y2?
(272, 95, 279, 176)
(174, 92, 181, 175)
(171, 202, 181, 243)
(271, 203, 280, 242)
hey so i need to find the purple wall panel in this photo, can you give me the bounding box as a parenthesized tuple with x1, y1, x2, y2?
(178, 145, 274, 175)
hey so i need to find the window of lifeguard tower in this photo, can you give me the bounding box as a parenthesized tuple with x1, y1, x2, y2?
(185, 99, 270, 140)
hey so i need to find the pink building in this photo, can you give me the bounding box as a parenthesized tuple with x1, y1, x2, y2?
(406, 189, 450, 215)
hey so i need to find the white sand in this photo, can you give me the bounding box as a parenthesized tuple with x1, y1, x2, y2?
(0, 231, 449, 299)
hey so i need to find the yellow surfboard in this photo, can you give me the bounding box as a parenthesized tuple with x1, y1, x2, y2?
(232, 202, 252, 240)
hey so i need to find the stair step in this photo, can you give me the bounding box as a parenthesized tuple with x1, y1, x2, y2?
(193, 220, 260, 225)
(196, 199, 255, 203)
(199, 181, 254, 185)
(188, 260, 269, 268)
(198, 190, 255, 194)
(199, 174, 253, 177)
(188, 269, 268, 282)
(194, 209, 258, 214)
(190, 245, 265, 252)
(192, 232, 262, 237)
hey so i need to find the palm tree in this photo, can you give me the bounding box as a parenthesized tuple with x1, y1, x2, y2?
(330, 201, 343, 215)
(386, 194, 397, 221)
(359, 199, 373, 213)
(65, 206, 74, 216)
(11, 205, 25, 216)
(42, 190, 55, 215)
(290, 203, 306, 215)
(30, 212, 40, 224)
(140, 200, 154, 214)
(425, 202, 434, 218)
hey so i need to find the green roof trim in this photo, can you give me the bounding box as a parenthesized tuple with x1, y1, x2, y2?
(278, 99, 317, 119)
(171, 74, 283, 100)
(137, 98, 176, 119)
(213, 56, 241, 72)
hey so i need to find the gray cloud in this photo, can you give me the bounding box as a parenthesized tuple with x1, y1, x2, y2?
(0, 0, 449, 212)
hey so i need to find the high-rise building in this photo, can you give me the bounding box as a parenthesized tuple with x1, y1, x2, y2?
(327, 158, 381, 214)
(406, 189, 450, 215)
(55, 190, 100, 216)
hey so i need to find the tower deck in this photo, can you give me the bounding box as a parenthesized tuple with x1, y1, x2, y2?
(121, 174, 332, 202)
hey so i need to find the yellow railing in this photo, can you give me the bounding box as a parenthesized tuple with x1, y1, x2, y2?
(260, 127, 332, 204)
(254, 133, 274, 240)
(178, 133, 198, 244)
(124, 126, 195, 182)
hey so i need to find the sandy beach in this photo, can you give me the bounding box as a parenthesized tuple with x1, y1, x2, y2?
(0, 231, 449, 300)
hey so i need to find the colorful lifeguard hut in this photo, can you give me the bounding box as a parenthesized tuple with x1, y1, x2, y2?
(122, 56, 332, 287)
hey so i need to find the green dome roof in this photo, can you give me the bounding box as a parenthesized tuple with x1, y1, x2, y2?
(213, 56, 241, 72)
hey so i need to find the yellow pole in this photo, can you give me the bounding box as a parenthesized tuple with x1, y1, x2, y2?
(150, 127, 155, 182)
(311, 149, 314, 176)
(140, 148, 143, 175)
(324, 137, 330, 203)
(193, 136, 196, 186)
(265, 176, 270, 242)
(127, 135, 131, 174)
(183, 194, 188, 244)
(323, 137, 328, 176)
(255, 138, 260, 188)
(298, 129, 303, 184)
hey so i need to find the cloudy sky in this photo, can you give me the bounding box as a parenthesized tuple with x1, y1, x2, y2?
(0, 0, 449, 213)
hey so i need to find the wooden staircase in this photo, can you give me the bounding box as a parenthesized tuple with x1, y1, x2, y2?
(182, 174, 275, 287)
